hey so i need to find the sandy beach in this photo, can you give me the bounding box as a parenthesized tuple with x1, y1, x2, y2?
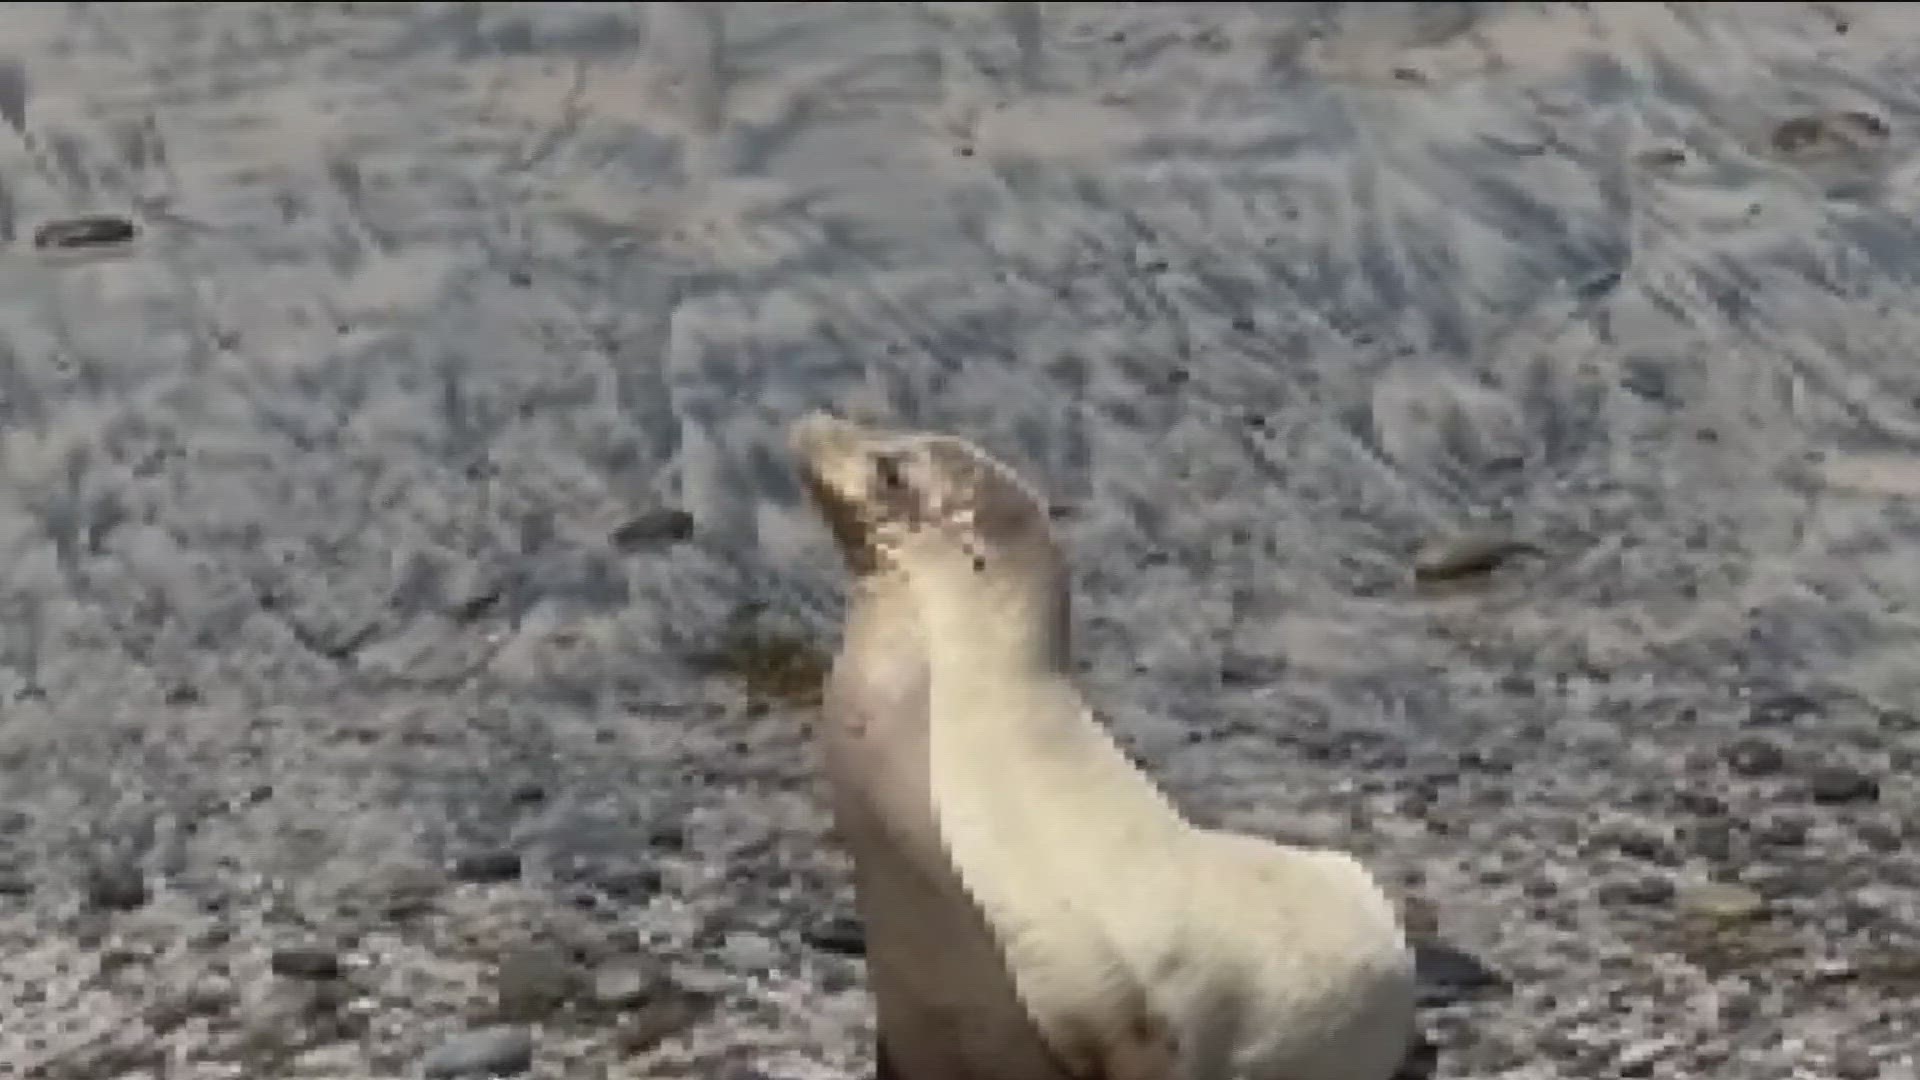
(1, 3, 1917, 1077)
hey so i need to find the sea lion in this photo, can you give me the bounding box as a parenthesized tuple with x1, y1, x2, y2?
(794, 415, 1077, 1080)
(791, 411, 1418, 1080)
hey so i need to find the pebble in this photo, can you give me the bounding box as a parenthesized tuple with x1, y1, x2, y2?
(610, 508, 694, 548)
(494, 946, 580, 1021)
(1752, 815, 1809, 848)
(376, 865, 445, 921)
(1833, 1048, 1882, 1080)
(1745, 864, 1822, 899)
(1807, 766, 1879, 805)
(452, 849, 523, 884)
(591, 866, 661, 903)
(591, 960, 655, 1010)
(1597, 874, 1675, 906)
(1411, 532, 1540, 585)
(270, 946, 343, 981)
(1411, 940, 1507, 1005)
(617, 984, 713, 1053)
(85, 862, 149, 910)
(1673, 790, 1727, 816)
(32, 213, 138, 250)
(803, 915, 867, 956)
(1770, 110, 1890, 157)
(1688, 821, 1735, 862)
(1676, 883, 1767, 924)
(1724, 737, 1785, 777)
(1747, 692, 1821, 727)
(422, 1025, 534, 1078)
(719, 931, 780, 974)
(1592, 822, 1674, 864)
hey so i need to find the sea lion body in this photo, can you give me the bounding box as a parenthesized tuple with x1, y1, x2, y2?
(792, 412, 1416, 1080)
(813, 521, 1072, 1077)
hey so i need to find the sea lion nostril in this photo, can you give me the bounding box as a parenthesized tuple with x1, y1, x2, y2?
(875, 453, 907, 492)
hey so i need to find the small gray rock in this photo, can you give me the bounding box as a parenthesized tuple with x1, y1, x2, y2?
(1687, 820, 1735, 862)
(615, 984, 714, 1054)
(1833, 1048, 1882, 1080)
(1724, 737, 1785, 777)
(270, 946, 342, 981)
(1752, 815, 1809, 848)
(1411, 940, 1507, 1006)
(452, 850, 523, 884)
(1807, 766, 1879, 805)
(422, 1025, 533, 1078)
(1676, 882, 1767, 924)
(591, 866, 661, 903)
(591, 960, 654, 1010)
(1411, 532, 1540, 585)
(803, 915, 866, 956)
(494, 946, 580, 1021)
(718, 931, 779, 974)
(1747, 692, 1821, 727)
(1598, 874, 1675, 906)
(33, 213, 138, 250)
(610, 508, 694, 549)
(85, 862, 149, 911)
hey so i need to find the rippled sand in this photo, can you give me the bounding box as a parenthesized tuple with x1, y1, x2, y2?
(1, 4, 1917, 1078)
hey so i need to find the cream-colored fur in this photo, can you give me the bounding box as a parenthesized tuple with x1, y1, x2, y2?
(791, 412, 1417, 1080)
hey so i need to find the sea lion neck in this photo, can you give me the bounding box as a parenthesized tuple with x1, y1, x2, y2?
(907, 551, 1072, 683)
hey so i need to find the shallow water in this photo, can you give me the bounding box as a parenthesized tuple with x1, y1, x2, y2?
(1, 4, 1916, 1078)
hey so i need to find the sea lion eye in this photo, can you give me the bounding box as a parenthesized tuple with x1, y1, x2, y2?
(874, 453, 906, 492)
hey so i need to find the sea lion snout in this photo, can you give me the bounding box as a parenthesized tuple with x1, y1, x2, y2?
(792, 410, 894, 574)
(789, 410, 863, 464)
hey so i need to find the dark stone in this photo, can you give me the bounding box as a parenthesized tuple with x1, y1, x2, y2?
(1854, 820, 1903, 854)
(1724, 737, 1785, 777)
(1833, 1049, 1881, 1080)
(1597, 874, 1675, 906)
(494, 947, 581, 1022)
(1674, 791, 1727, 817)
(610, 509, 694, 549)
(616, 984, 714, 1054)
(1411, 940, 1507, 1006)
(1752, 815, 1809, 848)
(1807, 766, 1879, 805)
(1592, 823, 1672, 864)
(1455, 749, 1513, 775)
(270, 947, 343, 981)
(1747, 692, 1821, 727)
(1688, 821, 1734, 861)
(1746, 864, 1821, 899)
(422, 1025, 533, 1078)
(509, 782, 547, 806)
(33, 213, 138, 250)
(451, 849, 523, 883)
(590, 960, 655, 1010)
(592, 866, 661, 903)
(803, 915, 867, 957)
(85, 862, 149, 911)
(0, 874, 30, 896)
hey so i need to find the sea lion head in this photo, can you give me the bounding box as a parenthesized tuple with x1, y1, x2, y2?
(789, 410, 1060, 585)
